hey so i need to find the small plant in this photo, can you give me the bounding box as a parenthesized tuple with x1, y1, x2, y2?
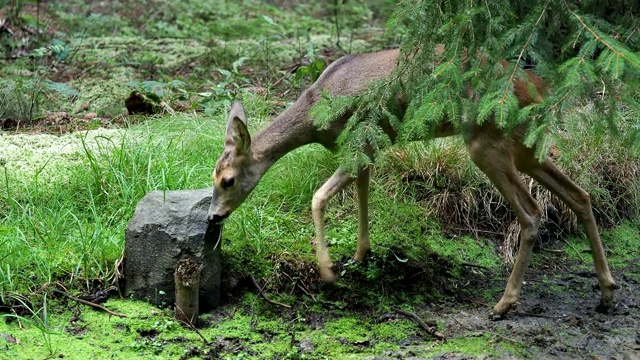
(152, 319, 177, 332)
(294, 42, 326, 85)
(125, 80, 187, 103)
(0, 43, 79, 124)
(259, 15, 282, 78)
(197, 56, 250, 115)
(124, 79, 187, 114)
(2, 293, 60, 356)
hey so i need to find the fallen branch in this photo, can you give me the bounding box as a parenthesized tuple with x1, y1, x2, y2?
(297, 284, 317, 302)
(460, 262, 491, 270)
(175, 307, 210, 345)
(391, 307, 445, 340)
(53, 290, 126, 318)
(249, 275, 292, 309)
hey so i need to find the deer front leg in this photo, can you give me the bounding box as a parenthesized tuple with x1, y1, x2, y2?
(486, 171, 542, 316)
(353, 166, 371, 262)
(312, 167, 354, 283)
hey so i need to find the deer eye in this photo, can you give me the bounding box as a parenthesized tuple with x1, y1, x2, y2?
(221, 177, 235, 189)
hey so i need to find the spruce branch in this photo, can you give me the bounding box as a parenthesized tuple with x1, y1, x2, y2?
(499, 0, 550, 110)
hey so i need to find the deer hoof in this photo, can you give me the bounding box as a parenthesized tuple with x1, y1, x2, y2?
(343, 258, 359, 267)
(595, 297, 614, 314)
(596, 281, 618, 313)
(492, 298, 517, 318)
(489, 312, 506, 321)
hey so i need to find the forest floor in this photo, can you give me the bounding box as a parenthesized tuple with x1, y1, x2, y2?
(0, 1, 638, 359)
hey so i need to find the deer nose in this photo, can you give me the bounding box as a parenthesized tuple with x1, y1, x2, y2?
(208, 212, 229, 224)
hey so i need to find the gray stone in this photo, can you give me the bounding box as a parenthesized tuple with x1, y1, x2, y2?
(298, 340, 315, 353)
(123, 188, 222, 310)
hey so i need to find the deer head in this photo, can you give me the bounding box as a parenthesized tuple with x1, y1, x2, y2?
(208, 101, 261, 224)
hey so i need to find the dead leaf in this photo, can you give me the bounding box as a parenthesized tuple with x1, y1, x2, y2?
(0, 333, 20, 344)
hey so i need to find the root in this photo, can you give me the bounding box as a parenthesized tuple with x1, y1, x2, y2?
(391, 306, 445, 340)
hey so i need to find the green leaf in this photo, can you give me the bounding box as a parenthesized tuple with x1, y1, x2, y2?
(44, 81, 80, 97)
(262, 15, 276, 26)
(232, 57, 248, 72)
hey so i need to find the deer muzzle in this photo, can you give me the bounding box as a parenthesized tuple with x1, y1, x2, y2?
(208, 212, 229, 224)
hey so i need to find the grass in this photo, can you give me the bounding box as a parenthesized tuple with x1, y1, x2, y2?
(0, 0, 399, 125)
(0, 114, 214, 296)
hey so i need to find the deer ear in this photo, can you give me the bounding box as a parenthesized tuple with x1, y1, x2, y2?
(225, 101, 251, 154)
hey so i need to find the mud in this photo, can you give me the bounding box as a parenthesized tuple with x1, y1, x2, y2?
(175, 255, 640, 359)
(399, 259, 640, 359)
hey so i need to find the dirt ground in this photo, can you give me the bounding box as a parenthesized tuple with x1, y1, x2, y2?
(399, 259, 640, 359)
(183, 253, 639, 359)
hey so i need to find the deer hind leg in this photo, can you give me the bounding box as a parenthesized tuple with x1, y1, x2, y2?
(467, 138, 543, 316)
(519, 157, 617, 312)
(353, 166, 371, 262)
(312, 167, 355, 283)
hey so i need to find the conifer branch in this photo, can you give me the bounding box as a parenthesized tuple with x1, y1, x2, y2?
(566, 6, 623, 58)
(500, 0, 550, 109)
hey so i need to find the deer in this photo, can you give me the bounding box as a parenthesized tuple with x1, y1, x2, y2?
(207, 48, 617, 317)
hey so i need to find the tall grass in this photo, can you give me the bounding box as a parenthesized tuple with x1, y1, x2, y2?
(0, 97, 345, 297)
(0, 112, 222, 296)
(375, 104, 640, 262)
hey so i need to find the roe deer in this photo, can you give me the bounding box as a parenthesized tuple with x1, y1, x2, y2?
(207, 48, 617, 316)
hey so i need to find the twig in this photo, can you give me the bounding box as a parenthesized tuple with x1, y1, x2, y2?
(460, 262, 491, 270)
(391, 307, 445, 340)
(567, 8, 623, 57)
(11, 308, 24, 329)
(451, 315, 473, 331)
(53, 289, 126, 318)
(175, 307, 210, 344)
(486, 330, 532, 355)
(465, 298, 492, 307)
(249, 275, 292, 309)
(297, 284, 317, 302)
(449, 227, 506, 237)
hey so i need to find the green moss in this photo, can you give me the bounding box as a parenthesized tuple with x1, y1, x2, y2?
(428, 234, 502, 270)
(421, 333, 525, 358)
(371, 320, 416, 342)
(563, 222, 640, 269)
(0, 294, 536, 360)
(323, 318, 369, 343)
(601, 222, 640, 269)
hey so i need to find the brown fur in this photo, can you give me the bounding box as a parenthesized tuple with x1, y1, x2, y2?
(208, 48, 617, 316)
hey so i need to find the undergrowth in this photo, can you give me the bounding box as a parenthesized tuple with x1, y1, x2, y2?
(0, 0, 400, 125)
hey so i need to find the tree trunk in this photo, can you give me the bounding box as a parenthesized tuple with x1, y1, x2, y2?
(174, 258, 201, 326)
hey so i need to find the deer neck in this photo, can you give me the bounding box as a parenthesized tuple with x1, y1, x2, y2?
(251, 104, 319, 175)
